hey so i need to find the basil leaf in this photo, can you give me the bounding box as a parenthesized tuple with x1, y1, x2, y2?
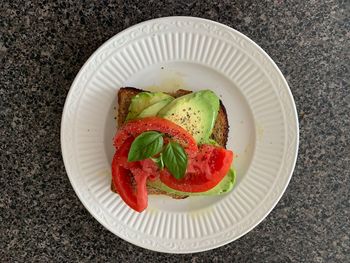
(162, 141, 187, 179)
(128, 131, 163, 161)
(151, 153, 164, 170)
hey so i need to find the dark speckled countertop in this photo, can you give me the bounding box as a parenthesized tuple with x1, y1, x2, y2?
(1, 0, 349, 262)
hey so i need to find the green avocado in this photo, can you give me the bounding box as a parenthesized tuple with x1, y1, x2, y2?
(157, 90, 220, 144)
(126, 92, 173, 121)
(147, 168, 236, 196)
(137, 97, 174, 118)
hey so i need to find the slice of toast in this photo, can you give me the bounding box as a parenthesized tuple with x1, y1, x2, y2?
(112, 87, 230, 198)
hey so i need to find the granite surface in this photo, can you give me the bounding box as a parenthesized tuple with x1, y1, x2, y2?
(1, 0, 349, 262)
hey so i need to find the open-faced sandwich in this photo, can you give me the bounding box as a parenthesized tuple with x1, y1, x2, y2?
(111, 87, 235, 212)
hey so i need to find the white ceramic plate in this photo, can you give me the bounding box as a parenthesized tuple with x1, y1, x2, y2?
(61, 17, 298, 253)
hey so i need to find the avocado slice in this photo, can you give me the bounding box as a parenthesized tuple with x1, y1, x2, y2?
(157, 90, 220, 144)
(137, 97, 174, 118)
(147, 169, 236, 196)
(126, 92, 173, 121)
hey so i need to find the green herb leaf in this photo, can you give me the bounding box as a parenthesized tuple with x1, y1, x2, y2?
(162, 141, 187, 179)
(151, 153, 164, 170)
(128, 131, 163, 162)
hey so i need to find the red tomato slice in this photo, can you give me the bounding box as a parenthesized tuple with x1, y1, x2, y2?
(160, 144, 233, 192)
(113, 117, 197, 155)
(112, 137, 149, 212)
(112, 117, 198, 213)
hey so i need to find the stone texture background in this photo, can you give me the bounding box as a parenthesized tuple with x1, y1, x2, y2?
(1, 0, 349, 262)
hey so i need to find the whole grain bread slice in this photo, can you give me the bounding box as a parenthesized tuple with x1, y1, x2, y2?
(112, 87, 230, 198)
